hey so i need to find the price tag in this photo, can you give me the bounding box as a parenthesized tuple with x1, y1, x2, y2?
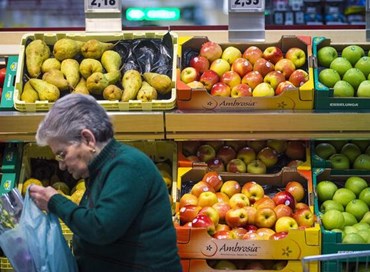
(229, 0, 263, 11)
(85, 0, 121, 12)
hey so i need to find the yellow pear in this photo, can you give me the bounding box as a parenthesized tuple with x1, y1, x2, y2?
(29, 78, 60, 102)
(101, 50, 122, 72)
(41, 58, 61, 73)
(79, 58, 103, 79)
(136, 81, 158, 102)
(86, 72, 109, 95)
(121, 70, 142, 102)
(61, 59, 80, 88)
(25, 39, 51, 78)
(21, 81, 39, 102)
(42, 69, 70, 91)
(53, 38, 84, 61)
(143, 72, 172, 95)
(22, 178, 43, 195)
(105, 70, 121, 85)
(81, 39, 114, 59)
(103, 85, 123, 101)
(72, 77, 89, 94)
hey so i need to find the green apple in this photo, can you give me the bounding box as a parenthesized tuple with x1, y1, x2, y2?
(360, 211, 370, 224)
(342, 68, 366, 91)
(344, 225, 358, 235)
(342, 45, 365, 66)
(353, 222, 370, 231)
(345, 176, 368, 197)
(317, 46, 338, 67)
(340, 142, 361, 163)
(319, 68, 341, 88)
(333, 80, 355, 97)
(357, 229, 370, 242)
(357, 80, 370, 97)
(342, 211, 358, 226)
(330, 57, 352, 77)
(346, 199, 369, 221)
(342, 232, 366, 244)
(355, 56, 370, 78)
(315, 142, 336, 159)
(353, 154, 370, 170)
(359, 187, 370, 207)
(333, 188, 356, 207)
(316, 180, 338, 202)
(329, 153, 350, 169)
(321, 209, 345, 230)
(328, 140, 348, 152)
(351, 140, 370, 152)
(320, 199, 344, 213)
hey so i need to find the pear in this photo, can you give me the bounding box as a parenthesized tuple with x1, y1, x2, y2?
(101, 50, 121, 72)
(53, 38, 84, 61)
(61, 59, 80, 88)
(86, 72, 109, 95)
(79, 58, 103, 79)
(103, 85, 123, 101)
(81, 39, 114, 59)
(142, 72, 172, 95)
(29, 78, 60, 102)
(105, 70, 121, 85)
(136, 81, 158, 102)
(72, 77, 89, 95)
(121, 70, 142, 102)
(21, 81, 39, 102)
(25, 39, 51, 78)
(42, 69, 70, 91)
(41, 58, 61, 73)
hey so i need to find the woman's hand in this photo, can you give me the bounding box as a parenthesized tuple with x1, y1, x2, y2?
(29, 184, 58, 211)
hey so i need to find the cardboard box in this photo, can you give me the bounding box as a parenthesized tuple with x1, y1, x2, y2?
(14, 32, 178, 112)
(175, 166, 320, 260)
(176, 35, 314, 111)
(0, 56, 18, 110)
(313, 36, 370, 112)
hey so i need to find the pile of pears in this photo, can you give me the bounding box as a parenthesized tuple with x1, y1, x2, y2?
(21, 37, 173, 103)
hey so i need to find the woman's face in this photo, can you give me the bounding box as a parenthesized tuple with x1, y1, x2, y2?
(49, 140, 93, 180)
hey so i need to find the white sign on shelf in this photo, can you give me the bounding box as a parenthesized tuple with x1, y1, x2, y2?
(229, 0, 264, 12)
(85, 0, 121, 13)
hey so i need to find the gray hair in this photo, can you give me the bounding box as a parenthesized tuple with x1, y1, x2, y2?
(36, 94, 114, 146)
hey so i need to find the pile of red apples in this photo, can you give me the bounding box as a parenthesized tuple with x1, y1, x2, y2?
(180, 40, 309, 97)
(179, 171, 316, 241)
(182, 140, 306, 174)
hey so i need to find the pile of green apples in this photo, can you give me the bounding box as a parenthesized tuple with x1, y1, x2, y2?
(314, 140, 370, 170)
(316, 176, 370, 244)
(317, 44, 370, 97)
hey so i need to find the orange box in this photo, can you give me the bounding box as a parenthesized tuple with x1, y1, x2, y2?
(176, 35, 314, 111)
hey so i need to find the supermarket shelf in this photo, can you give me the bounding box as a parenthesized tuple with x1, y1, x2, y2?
(0, 111, 165, 142)
(165, 110, 370, 140)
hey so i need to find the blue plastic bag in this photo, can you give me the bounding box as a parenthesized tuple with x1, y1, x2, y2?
(0, 189, 78, 272)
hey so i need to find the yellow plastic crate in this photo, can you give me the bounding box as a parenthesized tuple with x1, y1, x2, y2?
(14, 31, 178, 112)
(0, 257, 14, 272)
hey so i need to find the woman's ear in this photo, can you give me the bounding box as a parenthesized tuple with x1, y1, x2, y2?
(81, 129, 96, 147)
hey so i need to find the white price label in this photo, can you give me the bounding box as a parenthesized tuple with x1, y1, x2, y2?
(230, 0, 263, 10)
(85, 0, 120, 11)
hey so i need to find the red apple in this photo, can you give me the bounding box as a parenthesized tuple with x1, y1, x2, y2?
(224, 140, 248, 152)
(242, 231, 260, 240)
(186, 80, 204, 89)
(198, 191, 218, 207)
(263, 46, 284, 64)
(236, 146, 256, 165)
(247, 140, 267, 153)
(285, 181, 305, 202)
(244, 261, 266, 270)
(245, 223, 258, 233)
(213, 229, 233, 239)
(216, 145, 237, 165)
(275, 216, 298, 233)
(256, 227, 276, 240)
(222, 46, 242, 64)
(289, 69, 309, 87)
(257, 146, 279, 168)
(285, 141, 306, 160)
(210, 58, 231, 77)
(225, 207, 249, 228)
(269, 231, 288, 240)
(255, 207, 277, 228)
(207, 158, 225, 172)
(275, 80, 296, 95)
(285, 47, 306, 68)
(242, 46, 263, 65)
(254, 196, 276, 210)
(180, 67, 199, 84)
(190, 181, 215, 197)
(196, 144, 216, 162)
(252, 82, 275, 97)
(241, 181, 264, 204)
(241, 71, 264, 89)
(230, 227, 248, 239)
(220, 180, 241, 198)
(244, 206, 257, 225)
(0, 68, 6, 87)
(179, 193, 198, 208)
(189, 55, 210, 74)
(192, 213, 216, 235)
(287, 159, 304, 168)
(264, 71, 286, 90)
(226, 158, 247, 173)
(215, 192, 230, 203)
(293, 208, 315, 228)
(179, 204, 202, 224)
(274, 58, 296, 79)
(182, 141, 201, 156)
(274, 204, 293, 219)
(229, 193, 250, 209)
(246, 159, 267, 174)
(205, 141, 225, 151)
(231, 83, 252, 98)
(215, 223, 231, 232)
(272, 191, 296, 210)
(199, 41, 223, 62)
(212, 202, 231, 223)
(295, 202, 310, 210)
(202, 171, 224, 191)
(186, 155, 200, 163)
(231, 57, 253, 77)
(210, 82, 231, 97)
(253, 58, 275, 77)
(220, 70, 241, 89)
(266, 139, 288, 153)
(199, 70, 219, 91)
(199, 206, 220, 225)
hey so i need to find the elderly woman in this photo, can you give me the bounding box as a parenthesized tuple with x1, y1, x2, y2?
(29, 94, 182, 272)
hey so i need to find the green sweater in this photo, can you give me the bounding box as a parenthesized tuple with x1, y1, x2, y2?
(48, 139, 182, 272)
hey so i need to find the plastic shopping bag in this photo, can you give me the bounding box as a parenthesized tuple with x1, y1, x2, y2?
(0, 188, 78, 272)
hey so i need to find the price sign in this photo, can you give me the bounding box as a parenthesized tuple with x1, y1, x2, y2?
(229, 0, 264, 11)
(85, 0, 121, 12)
